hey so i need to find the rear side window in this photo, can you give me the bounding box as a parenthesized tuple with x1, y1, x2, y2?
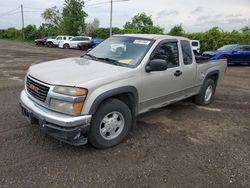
(181, 40, 193, 65)
(192, 42, 199, 47)
(72, 37, 78, 41)
(63, 37, 66, 40)
(152, 42, 179, 68)
(239, 45, 250, 51)
(81, 38, 90, 41)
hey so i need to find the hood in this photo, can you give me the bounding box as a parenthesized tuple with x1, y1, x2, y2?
(203, 51, 216, 55)
(28, 57, 132, 87)
(35, 38, 45, 42)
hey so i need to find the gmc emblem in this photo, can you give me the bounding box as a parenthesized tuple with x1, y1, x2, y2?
(29, 84, 39, 92)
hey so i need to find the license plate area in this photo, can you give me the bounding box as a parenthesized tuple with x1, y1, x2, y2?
(21, 106, 39, 125)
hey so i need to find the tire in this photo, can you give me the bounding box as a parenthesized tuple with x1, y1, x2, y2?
(47, 42, 53, 48)
(63, 44, 70, 49)
(194, 78, 216, 106)
(88, 98, 132, 149)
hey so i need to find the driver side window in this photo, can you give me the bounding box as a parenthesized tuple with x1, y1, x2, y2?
(152, 42, 179, 68)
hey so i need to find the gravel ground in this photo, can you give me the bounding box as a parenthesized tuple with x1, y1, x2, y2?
(0, 40, 249, 188)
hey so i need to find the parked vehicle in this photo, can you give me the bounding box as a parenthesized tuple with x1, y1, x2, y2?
(20, 34, 227, 148)
(191, 40, 200, 55)
(59, 36, 92, 49)
(77, 37, 105, 50)
(35, 36, 56, 46)
(45, 35, 73, 48)
(203, 44, 250, 64)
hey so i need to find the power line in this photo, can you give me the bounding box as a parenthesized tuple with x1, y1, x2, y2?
(0, 6, 20, 16)
(86, 0, 127, 7)
(0, 11, 20, 17)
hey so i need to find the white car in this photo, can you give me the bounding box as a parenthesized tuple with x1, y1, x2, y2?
(59, 36, 92, 49)
(45, 35, 73, 48)
(191, 40, 200, 55)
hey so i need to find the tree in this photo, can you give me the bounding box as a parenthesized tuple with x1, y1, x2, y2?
(168, 25, 185, 36)
(124, 13, 164, 34)
(241, 26, 250, 33)
(23, 25, 39, 40)
(41, 6, 61, 27)
(61, 0, 88, 36)
(85, 18, 100, 35)
(91, 27, 124, 38)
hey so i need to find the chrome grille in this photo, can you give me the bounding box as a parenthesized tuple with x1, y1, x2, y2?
(26, 76, 49, 102)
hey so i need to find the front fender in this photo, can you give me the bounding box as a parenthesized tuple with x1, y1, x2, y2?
(88, 86, 139, 115)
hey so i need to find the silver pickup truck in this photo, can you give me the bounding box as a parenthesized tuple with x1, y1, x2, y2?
(20, 34, 227, 148)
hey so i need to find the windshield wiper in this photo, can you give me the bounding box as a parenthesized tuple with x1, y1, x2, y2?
(82, 54, 123, 66)
(96, 57, 120, 65)
(81, 53, 97, 60)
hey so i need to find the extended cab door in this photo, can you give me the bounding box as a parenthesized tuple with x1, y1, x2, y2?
(54, 36, 62, 45)
(140, 40, 183, 111)
(179, 40, 197, 96)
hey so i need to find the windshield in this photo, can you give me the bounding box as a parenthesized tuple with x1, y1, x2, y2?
(217, 45, 237, 51)
(84, 36, 154, 67)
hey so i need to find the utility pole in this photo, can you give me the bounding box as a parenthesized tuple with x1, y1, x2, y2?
(109, 0, 129, 37)
(21, 4, 24, 40)
(109, 0, 113, 37)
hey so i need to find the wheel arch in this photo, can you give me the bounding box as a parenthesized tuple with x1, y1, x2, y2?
(204, 70, 220, 87)
(89, 86, 139, 117)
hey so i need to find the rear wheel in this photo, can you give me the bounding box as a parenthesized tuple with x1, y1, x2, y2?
(194, 79, 216, 105)
(88, 99, 132, 149)
(63, 44, 70, 49)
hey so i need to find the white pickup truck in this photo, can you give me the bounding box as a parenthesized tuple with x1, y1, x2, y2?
(46, 35, 73, 48)
(20, 34, 227, 148)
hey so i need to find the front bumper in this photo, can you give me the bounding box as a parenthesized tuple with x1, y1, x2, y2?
(20, 90, 92, 146)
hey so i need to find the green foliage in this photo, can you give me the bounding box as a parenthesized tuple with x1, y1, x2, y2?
(23, 25, 39, 40)
(34, 24, 61, 38)
(0, 28, 22, 39)
(90, 27, 124, 39)
(124, 13, 164, 34)
(241, 26, 250, 33)
(41, 6, 61, 27)
(169, 24, 185, 36)
(186, 27, 250, 52)
(0, 9, 249, 53)
(61, 0, 88, 36)
(85, 18, 100, 36)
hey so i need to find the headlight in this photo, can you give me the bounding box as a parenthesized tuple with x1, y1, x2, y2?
(50, 98, 84, 115)
(51, 86, 88, 115)
(53, 86, 87, 96)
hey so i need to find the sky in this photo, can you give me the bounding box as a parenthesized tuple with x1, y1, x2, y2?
(0, 0, 249, 32)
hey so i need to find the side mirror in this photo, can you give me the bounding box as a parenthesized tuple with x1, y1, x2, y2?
(232, 50, 237, 54)
(146, 59, 167, 72)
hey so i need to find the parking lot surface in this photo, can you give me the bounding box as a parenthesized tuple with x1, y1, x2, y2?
(0, 40, 250, 188)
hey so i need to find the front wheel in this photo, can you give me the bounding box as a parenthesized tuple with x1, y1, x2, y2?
(47, 42, 53, 48)
(88, 99, 132, 149)
(194, 79, 216, 106)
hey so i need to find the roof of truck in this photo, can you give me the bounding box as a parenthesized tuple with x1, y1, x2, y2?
(114, 34, 190, 40)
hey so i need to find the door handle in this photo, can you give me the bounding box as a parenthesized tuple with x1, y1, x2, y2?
(174, 70, 182, 77)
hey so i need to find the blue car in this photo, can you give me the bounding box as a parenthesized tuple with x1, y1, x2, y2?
(203, 44, 250, 64)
